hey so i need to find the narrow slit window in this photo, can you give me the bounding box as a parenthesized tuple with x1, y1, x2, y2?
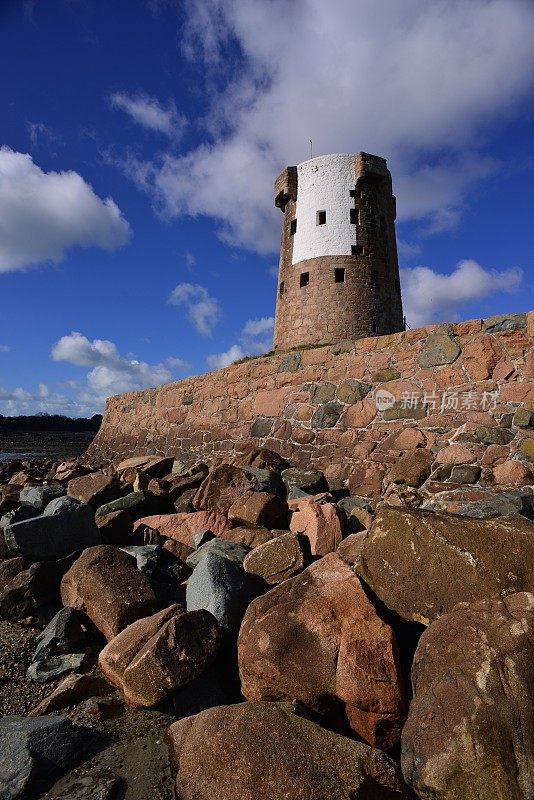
(349, 189, 361, 198)
(335, 268, 345, 283)
(300, 272, 309, 287)
(279, 281, 285, 297)
(316, 210, 327, 226)
(350, 208, 359, 225)
(351, 244, 364, 256)
(290, 218, 297, 236)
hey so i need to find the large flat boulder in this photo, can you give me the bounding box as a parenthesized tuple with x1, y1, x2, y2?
(4, 504, 100, 560)
(99, 604, 220, 707)
(166, 701, 412, 800)
(402, 593, 534, 800)
(238, 552, 406, 749)
(60, 545, 157, 640)
(133, 511, 229, 547)
(357, 507, 534, 624)
(67, 472, 118, 509)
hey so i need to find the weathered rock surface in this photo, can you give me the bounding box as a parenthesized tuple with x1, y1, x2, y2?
(67, 472, 118, 509)
(133, 511, 229, 547)
(280, 468, 327, 495)
(388, 449, 434, 487)
(228, 491, 289, 529)
(186, 552, 261, 632)
(242, 532, 309, 584)
(0, 556, 75, 621)
(61, 545, 157, 640)
(238, 553, 406, 749)
(357, 507, 534, 624)
(289, 497, 342, 556)
(186, 539, 248, 569)
(29, 673, 112, 716)
(166, 701, 412, 800)
(4, 504, 100, 560)
(193, 465, 258, 514)
(0, 715, 85, 800)
(28, 606, 87, 683)
(402, 593, 534, 800)
(19, 483, 65, 511)
(99, 604, 220, 707)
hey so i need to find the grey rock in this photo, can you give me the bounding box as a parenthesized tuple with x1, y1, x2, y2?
(241, 467, 284, 496)
(95, 491, 147, 518)
(277, 352, 301, 373)
(337, 496, 374, 523)
(19, 484, 65, 512)
(32, 607, 85, 663)
(281, 468, 328, 495)
(483, 312, 527, 333)
(330, 338, 354, 355)
(27, 652, 88, 683)
(417, 325, 461, 368)
(120, 544, 162, 574)
(0, 505, 38, 530)
(186, 552, 261, 630)
(371, 367, 401, 383)
(43, 496, 82, 516)
(475, 426, 515, 445)
(287, 487, 312, 500)
(0, 715, 85, 800)
(448, 465, 482, 484)
(4, 504, 100, 560)
(382, 401, 427, 421)
(513, 409, 532, 428)
(310, 382, 336, 405)
(423, 490, 532, 519)
(311, 402, 343, 429)
(192, 529, 216, 549)
(335, 380, 371, 404)
(186, 539, 249, 570)
(29, 607, 87, 683)
(250, 418, 274, 438)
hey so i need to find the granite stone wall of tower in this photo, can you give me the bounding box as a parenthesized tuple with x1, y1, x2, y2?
(273, 152, 404, 351)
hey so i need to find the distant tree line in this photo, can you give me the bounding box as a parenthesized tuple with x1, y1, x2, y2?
(0, 414, 103, 432)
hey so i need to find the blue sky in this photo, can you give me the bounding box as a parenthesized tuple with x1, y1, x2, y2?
(0, 0, 533, 416)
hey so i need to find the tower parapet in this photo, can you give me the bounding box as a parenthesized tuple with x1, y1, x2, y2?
(273, 152, 404, 350)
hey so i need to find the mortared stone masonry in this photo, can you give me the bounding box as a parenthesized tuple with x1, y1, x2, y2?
(87, 312, 534, 484)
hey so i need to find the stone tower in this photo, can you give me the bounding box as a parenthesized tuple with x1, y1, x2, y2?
(273, 152, 404, 350)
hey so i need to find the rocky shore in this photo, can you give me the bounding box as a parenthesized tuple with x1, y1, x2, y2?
(0, 436, 532, 799)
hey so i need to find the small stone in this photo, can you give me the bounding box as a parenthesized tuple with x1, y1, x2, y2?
(448, 464, 482, 484)
(520, 438, 534, 461)
(250, 418, 274, 438)
(335, 380, 370, 404)
(493, 460, 533, 485)
(475, 426, 515, 445)
(310, 382, 336, 404)
(371, 366, 401, 383)
(435, 443, 477, 465)
(483, 312, 527, 332)
(29, 673, 112, 716)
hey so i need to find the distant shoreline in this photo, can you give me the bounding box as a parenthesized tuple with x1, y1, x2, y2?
(0, 430, 97, 462)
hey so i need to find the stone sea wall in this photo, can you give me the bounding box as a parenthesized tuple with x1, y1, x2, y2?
(88, 311, 534, 486)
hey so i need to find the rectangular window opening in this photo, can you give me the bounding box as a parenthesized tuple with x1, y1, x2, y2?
(290, 218, 297, 236)
(279, 281, 285, 297)
(335, 268, 345, 283)
(351, 244, 364, 256)
(350, 208, 359, 225)
(300, 271, 309, 288)
(350, 189, 362, 198)
(316, 210, 327, 226)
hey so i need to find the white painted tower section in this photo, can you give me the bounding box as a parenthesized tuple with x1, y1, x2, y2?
(291, 153, 357, 265)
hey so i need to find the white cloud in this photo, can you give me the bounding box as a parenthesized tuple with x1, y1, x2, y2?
(166, 355, 191, 370)
(207, 315, 274, 369)
(38, 382, 49, 398)
(26, 121, 57, 148)
(0, 382, 80, 417)
(0, 344, 9, 353)
(0, 147, 131, 273)
(206, 344, 245, 369)
(401, 259, 523, 327)
(121, 0, 534, 252)
(51, 331, 172, 398)
(109, 91, 187, 138)
(397, 240, 422, 263)
(168, 282, 221, 336)
(242, 316, 274, 337)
